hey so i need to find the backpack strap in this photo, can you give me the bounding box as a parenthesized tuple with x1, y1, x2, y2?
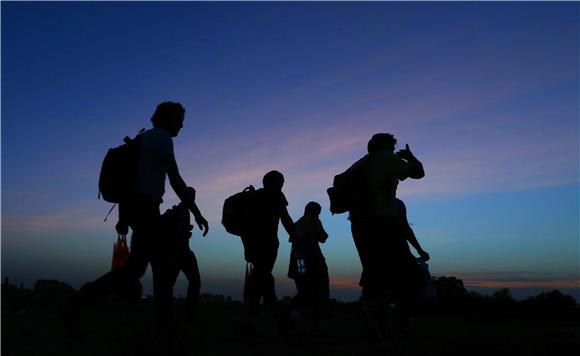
(103, 203, 117, 222)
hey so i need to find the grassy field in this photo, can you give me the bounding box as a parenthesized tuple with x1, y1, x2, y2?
(2, 300, 579, 356)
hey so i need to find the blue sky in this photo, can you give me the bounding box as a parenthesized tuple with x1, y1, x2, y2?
(2, 1, 578, 301)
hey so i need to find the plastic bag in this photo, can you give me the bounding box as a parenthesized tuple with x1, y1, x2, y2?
(243, 262, 254, 300)
(417, 258, 437, 301)
(111, 234, 130, 270)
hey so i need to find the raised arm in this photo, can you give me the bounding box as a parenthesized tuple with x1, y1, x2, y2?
(396, 144, 425, 179)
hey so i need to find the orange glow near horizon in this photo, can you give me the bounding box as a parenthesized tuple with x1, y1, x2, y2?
(329, 277, 359, 288)
(463, 279, 580, 289)
(328, 276, 580, 291)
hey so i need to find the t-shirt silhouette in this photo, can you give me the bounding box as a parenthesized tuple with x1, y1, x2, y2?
(350, 151, 417, 218)
(293, 216, 328, 258)
(249, 188, 288, 240)
(135, 128, 174, 199)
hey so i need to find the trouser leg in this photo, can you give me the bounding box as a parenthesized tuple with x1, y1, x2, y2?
(150, 235, 176, 330)
(244, 247, 278, 318)
(180, 249, 201, 319)
(258, 248, 278, 305)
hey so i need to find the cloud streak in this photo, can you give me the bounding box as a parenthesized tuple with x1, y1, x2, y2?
(168, 57, 578, 210)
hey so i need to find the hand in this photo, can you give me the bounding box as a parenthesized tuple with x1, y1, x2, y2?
(185, 186, 196, 202)
(194, 213, 209, 237)
(418, 249, 430, 262)
(115, 221, 129, 236)
(395, 144, 416, 161)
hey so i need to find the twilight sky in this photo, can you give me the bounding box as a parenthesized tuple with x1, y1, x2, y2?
(2, 1, 579, 301)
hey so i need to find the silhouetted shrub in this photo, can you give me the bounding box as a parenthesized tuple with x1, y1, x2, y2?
(430, 277, 578, 319)
(433, 276, 467, 297)
(1, 280, 35, 311)
(33, 279, 76, 307)
(520, 290, 579, 319)
(199, 293, 227, 303)
(491, 288, 515, 303)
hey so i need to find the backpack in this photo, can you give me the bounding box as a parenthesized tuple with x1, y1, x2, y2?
(98, 129, 144, 204)
(222, 185, 256, 236)
(327, 155, 373, 214)
(160, 202, 193, 248)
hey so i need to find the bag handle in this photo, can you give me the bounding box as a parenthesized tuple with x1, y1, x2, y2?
(117, 234, 127, 245)
(243, 262, 254, 299)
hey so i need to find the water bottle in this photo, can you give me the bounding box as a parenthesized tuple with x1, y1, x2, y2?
(417, 258, 437, 300)
(295, 251, 306, 276)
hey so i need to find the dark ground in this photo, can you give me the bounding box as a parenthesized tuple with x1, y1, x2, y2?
(2, 299, 579, 356)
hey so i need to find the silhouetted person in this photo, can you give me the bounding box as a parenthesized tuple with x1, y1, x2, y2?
(361, 194, 430, 338)
(347, 133, 424, 340)
(160, 190, 201, 323)
(391, 197, 430, 326)
(62, 102, 209, 332)
(288, 201, 329, 331)
(239, 170, 295, 333)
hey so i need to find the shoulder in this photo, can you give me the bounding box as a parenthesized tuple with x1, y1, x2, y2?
(252, 188, 267, 205)
(279, 192, 289, 207)
(370, 151, 413, 176)
(373, 151, 403, 164)
(141, 128, 170, 141)
(152, 128, 172, 141)
(295, 216, 306, 227)
(349, 155, 369, 170)
(143, 128, 173, 153)
(254, 188, 265, 199)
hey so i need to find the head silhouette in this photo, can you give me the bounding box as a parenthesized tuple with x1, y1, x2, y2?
(151, 102, 185, 137)
(263, 170, 284, 192)
(304, 201, 322, 218)
(367, 133, 397, 153)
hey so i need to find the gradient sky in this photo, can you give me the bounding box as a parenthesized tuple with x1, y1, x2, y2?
(2, 1, 579, 301)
